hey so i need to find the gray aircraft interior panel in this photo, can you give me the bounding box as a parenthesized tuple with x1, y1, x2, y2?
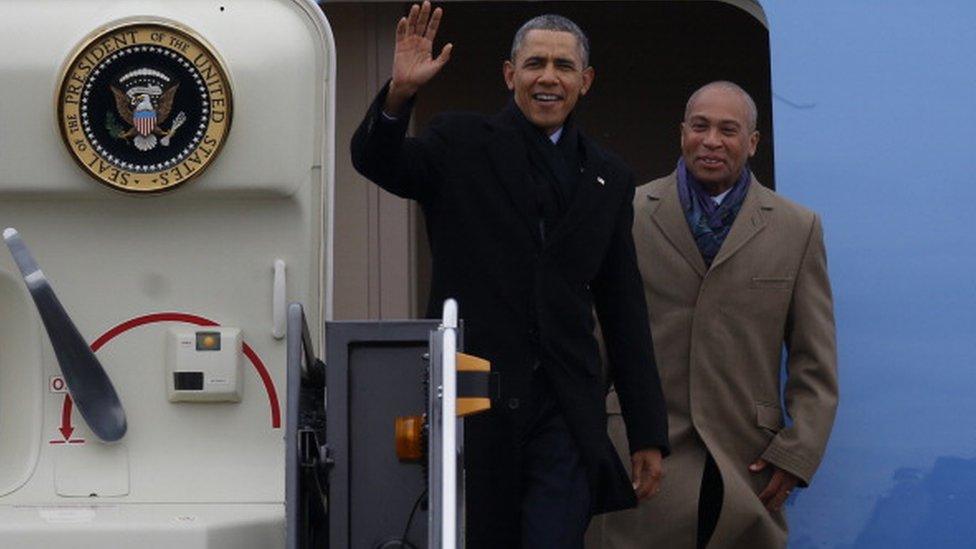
(349, 343, 430, 547)
(326, 320, 463, 549)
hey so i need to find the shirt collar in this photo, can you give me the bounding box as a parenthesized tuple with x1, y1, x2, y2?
(711, 187, 733, 205)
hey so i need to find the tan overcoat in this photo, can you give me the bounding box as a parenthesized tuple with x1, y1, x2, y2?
(587, 173, 838, 548)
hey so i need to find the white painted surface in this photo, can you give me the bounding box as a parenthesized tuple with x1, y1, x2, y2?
(0, 504, 284, 548)
(0, 1, 334, 547)
(55, 443, 130, 497)
(0, 270, 44, 497)
(439, 299, 458, 549)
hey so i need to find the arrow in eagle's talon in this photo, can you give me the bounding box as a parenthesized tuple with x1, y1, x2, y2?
(161, 111, 187, 147)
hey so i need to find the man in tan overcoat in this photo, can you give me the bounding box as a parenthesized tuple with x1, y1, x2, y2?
(587, 82, 838, 548)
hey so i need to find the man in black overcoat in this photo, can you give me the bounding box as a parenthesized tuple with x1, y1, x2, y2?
(350, 4, 669, 547)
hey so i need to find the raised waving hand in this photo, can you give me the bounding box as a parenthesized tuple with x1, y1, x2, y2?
(384, 1, 453, 114)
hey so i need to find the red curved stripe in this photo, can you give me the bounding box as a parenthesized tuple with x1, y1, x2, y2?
(242, 343, 281, 428)
(75, 312, 281, 428)
(90, 312, 218, 351)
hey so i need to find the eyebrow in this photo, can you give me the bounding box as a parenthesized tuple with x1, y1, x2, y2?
(688, 115, 742, 128)
(522, 55, 579, 68)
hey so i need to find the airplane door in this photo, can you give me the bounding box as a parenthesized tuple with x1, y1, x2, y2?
(0, 2, 335, 548)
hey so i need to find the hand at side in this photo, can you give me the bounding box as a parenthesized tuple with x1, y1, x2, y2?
(750, 458, 800, 512)
(631, 448, 664, 501)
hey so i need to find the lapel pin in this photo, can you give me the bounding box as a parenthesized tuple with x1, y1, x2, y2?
(597, 176, 606, 186)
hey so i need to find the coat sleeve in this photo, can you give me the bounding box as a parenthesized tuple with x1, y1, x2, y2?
(350, 81, 446, 203)
(761, 214, 839, 486)
(592, 177, 670, 456)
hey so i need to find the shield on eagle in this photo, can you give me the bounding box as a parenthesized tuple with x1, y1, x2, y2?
(133, 97, 156, 137)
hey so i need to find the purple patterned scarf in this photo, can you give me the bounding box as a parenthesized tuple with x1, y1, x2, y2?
(676, 158, 751, 267)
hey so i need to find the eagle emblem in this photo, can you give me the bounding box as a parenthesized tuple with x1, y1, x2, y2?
(58, 22, 233, 192)
(108, 68, 186, 152)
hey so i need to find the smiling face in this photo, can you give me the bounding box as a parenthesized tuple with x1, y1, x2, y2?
(503, 29, 594, 135)
(680, 85, 760, 193)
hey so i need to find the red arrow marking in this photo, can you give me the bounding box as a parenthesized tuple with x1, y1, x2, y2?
(59, 394, 75, 441)
(58, 311, 282, 437)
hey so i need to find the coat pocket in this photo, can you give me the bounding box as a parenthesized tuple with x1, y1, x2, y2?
(750, 276, 793, 290)
(755, 401, 784, 432)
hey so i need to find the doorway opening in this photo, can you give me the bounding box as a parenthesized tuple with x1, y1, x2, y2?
(410, 1, 774, 315)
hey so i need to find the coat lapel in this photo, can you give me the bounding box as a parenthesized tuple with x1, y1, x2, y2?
(545, 135, 609, 248)
(648, 174, 707, 278)
(486, 110, 542, 244)
(709, 177, 770, 271)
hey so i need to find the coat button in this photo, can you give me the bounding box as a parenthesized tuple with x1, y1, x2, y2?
(507, 398, 520, 410)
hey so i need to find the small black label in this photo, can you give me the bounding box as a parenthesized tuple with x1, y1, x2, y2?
(174, 371, 204, 390)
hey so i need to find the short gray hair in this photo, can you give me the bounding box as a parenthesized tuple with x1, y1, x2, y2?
(510, 14, 590, 67)
(685, 81, 758, 131)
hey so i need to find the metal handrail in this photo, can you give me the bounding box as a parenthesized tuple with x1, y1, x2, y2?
(286, 302, 327, 549)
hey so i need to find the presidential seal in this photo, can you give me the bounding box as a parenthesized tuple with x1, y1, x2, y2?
(57, 21, 232, 192)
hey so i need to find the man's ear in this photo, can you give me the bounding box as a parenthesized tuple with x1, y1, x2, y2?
(581, 66, 595, 96)
(748, 131, 760, 157)
(503, 60, 515, 91)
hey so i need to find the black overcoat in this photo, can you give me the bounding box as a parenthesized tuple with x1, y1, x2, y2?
(351, 86, 669, 518)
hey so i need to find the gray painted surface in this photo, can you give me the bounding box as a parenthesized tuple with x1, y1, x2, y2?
(325, 320, 444, 548)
